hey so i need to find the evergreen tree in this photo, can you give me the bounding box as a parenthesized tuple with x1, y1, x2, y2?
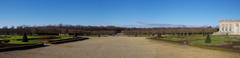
(205, 34, 211, 43)
(74, 33, 78, 39)
(22, 33, 28, 42)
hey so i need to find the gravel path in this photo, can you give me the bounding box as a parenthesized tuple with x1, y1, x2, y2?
(0, 36, 240, 58)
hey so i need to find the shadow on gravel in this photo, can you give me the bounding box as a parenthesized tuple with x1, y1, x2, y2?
(0, 44, 48, 52)
(50, 38, 89, 44)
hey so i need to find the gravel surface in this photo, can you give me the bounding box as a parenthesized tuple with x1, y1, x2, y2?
(0, 36, 240, 58)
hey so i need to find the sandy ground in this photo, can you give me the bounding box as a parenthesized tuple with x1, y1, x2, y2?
(0, 36, 240, 58)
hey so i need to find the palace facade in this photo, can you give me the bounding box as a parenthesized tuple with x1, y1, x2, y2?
(214, 20, 240, 35)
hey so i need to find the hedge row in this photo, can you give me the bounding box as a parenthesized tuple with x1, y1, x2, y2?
(49, 37, 89, 44)
(0, 43, 44, 52)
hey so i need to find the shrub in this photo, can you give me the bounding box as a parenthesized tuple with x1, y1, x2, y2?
(73, 33, 78, 39)
(22, 33, 29, 42)
(205, 34, 211, 43)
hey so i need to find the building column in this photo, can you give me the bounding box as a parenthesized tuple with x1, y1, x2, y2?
(228, 24, 231, 32)
(233, 24, 236, 33)
(235, 24, 238, 33)
(230, 24, 232, 32)
(228, 24, 230, 32)
(238, 24, 240, 33)
(225, 24, 228, 32)
(225, 24, 227, 32)
(220, 25, 223, 32)
(221, 24, 224, 32)
(223, 24, 226, 32)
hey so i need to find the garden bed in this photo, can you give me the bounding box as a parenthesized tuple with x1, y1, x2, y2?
(0, 35, 89, 52)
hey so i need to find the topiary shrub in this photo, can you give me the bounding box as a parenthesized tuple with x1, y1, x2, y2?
(22, 33, 29, 42)
(205, 34, 211, 43)
(74, 33, 78, 39)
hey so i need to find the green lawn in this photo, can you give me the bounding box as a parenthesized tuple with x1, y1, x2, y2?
(58, 35, 73, 39)
(1, 35, 40, 40)
(0, 35, 75, 45)
(190, 36, 233, 46)
(0, 35, 42, 44)
(7, 40, 42, 44)
(154, 35, 237, 46)
(59, 36, 72, 39)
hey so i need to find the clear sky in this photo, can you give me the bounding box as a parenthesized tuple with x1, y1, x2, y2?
(0, 0, 240, 27)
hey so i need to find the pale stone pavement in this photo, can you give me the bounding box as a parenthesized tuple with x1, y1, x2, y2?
(0, 36, 240, 58)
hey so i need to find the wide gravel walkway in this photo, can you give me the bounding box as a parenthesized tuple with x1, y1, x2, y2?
(0, 36, 240, 58)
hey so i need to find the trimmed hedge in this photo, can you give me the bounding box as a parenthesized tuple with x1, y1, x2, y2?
(0, 37, 89, 52)
(49, 37, 89, 44)
(0, 43, 45, 52)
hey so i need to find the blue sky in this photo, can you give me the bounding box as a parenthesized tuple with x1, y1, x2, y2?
(0, 0, 240, 27)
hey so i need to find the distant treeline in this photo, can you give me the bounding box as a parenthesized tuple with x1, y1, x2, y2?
(123, 27, 218, 36)
(0, 24, 218, 36)
(0, 24, 123, 35)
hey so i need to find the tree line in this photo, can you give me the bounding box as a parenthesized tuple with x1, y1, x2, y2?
(0, 24, 218, 36)
(0, 24, 123, 35)
(123, 27, 218, 36)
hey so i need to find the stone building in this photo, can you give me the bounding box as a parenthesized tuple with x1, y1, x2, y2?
(214, 20, 240, 35)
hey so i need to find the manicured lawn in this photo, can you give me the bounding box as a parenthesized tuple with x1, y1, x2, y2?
(153, 35, 238, 46)
(0, 35, 42, 44)
(0, 34, 78, 46)
(150, 35, 240, 52)
(7, 40, 42, 44)
(1, 35, 40, 40)
(191, 36, 233, 46)
(58, 36, 72, 39)
(1, 35, 73, 40)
